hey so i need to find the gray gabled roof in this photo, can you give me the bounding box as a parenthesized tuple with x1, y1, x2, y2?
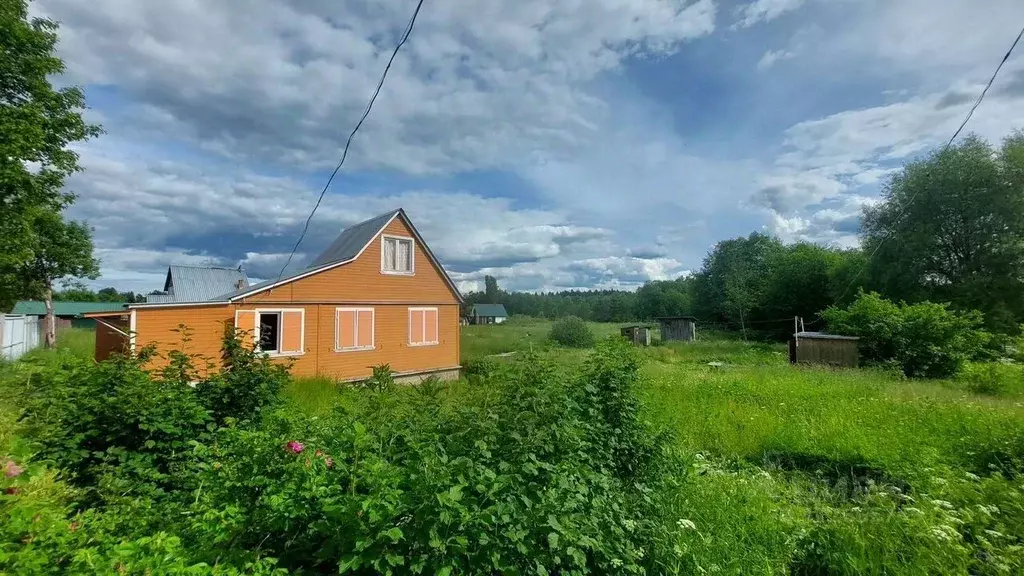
(309, 209, 400, 268)
(207, 208, 463, 304)
(471, 304, 508, 317)
(152, 265, 249, 303)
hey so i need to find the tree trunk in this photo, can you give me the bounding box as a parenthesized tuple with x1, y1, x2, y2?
(739, 309, 748, 342)
(44, 282, 56, 348)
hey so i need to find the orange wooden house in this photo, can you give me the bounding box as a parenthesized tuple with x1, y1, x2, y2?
(86, 209, 463, 382)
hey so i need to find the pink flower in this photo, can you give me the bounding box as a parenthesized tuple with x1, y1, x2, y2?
(3, 461, 24, 478)
(286, 441, 305, 454)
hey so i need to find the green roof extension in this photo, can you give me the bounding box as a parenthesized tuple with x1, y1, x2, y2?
(10, 301, 127, 317)
(470, 304, 508, 318)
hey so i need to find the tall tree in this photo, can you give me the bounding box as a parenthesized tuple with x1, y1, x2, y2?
(0, 0, 101, 320)
(484, 275, 500, 304)
(17, 209, 99, 346)
(694, 232, 783, 331)
(863, 134, 1024, 333)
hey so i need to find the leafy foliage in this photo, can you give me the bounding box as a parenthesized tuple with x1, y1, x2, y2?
(2, 323, 680, 574)
(195, 323, 290, 426)
(0, 0, 102, 311)
(863, 134, 1024, 334)
(822, 291, 990, 377)
(549, 315, 595, 348)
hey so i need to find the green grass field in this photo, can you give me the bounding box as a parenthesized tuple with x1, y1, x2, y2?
(459, 319, 1024, 573)
(6, 321, 1024, 573)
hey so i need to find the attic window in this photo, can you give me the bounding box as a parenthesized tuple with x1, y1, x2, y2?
(381, 236, 414, 275)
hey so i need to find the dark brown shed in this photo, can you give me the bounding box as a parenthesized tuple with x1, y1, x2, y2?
(789, 332, 860, 367)
(657, 316, 696, 342)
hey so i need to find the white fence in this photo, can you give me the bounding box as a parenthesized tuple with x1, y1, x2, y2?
(1, 314, 41, 361)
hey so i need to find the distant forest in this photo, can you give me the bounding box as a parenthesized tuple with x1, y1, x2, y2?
(465, 134, 1024, 337)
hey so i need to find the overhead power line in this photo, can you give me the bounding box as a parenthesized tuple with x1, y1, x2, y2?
(828, 24, 1024, 309)
(278, 0, 427, 278)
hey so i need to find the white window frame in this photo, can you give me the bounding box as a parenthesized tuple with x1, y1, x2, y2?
(380, 234, 415, 276)
(254, 308, 305, 357)
(408, 306, 439, 347)
(335, 307, 375, 352)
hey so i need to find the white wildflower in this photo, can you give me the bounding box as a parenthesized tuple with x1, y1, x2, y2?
(931, 499, 954, 510)
(965, 472, 981, 481)
(677, 519, 697, 530)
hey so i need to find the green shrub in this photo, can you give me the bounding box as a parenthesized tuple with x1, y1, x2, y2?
(823, 291, 990, 378)
(195, 323, 291, 425)
(17, 351, 211, 494)
(188, 343, 668, 574)
(957, 362, 1023, 397)
(549, 316, 595, 348)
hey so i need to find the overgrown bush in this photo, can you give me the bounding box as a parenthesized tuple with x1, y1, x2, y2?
(549, 315, 595, 348)
(823, 291, 990, 378)
(957, 362, 1024, 397)
(196, 323, 291, 425)
(17, 350, 211, 495)
(189, 339, 668, 574)
(3, 323, 680, 574)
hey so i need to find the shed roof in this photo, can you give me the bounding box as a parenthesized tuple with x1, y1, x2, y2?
(10, 301, 127, 317)
(795, 331, 860, 341)
(656, 316, 697, 321)
(158, 265, 249, 303)
(471, 304, 508, 317)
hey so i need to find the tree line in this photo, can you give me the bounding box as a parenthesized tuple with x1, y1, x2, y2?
(466, 133, 1024, 337)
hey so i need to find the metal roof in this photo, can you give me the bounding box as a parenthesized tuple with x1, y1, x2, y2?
(214, 208, 463, 303)
(10, 301, 127, 316)
(795, 331, 860, 341)
(131, 209, 463, 306)
(309, 209, 401, 268)
(155, 265, 249, 303)
(471, 304, 508, 317)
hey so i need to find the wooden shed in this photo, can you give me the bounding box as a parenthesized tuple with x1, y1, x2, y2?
(656, 316, 696, 342)
(619, 325, 652, 346)
(789, 332, 860, 367)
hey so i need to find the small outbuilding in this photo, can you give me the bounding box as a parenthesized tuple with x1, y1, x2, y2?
(657, 316, 697, 342)
(468, 304, 508, 325)
(789, 331, 860, 367)
(619, 325, 652, 346)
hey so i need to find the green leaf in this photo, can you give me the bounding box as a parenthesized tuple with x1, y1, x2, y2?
(384, 527, 403, 543)
(436, 567, 452, 576)
(547, 532, 560, 550)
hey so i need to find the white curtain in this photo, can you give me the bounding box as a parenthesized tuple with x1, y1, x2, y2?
(383, 238, 396, 270)
(397, 240, 411, 272)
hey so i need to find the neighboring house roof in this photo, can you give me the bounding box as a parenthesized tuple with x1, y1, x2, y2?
(206, 208, 463, 304)
(149, 265, 249, 303)
(10, 301, 127, 317)
(471, 304, 508, 317)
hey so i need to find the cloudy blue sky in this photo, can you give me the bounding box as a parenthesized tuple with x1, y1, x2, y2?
(31, 0, 1024, 294)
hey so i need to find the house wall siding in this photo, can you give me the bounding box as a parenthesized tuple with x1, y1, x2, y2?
(133, 303, 459, 380)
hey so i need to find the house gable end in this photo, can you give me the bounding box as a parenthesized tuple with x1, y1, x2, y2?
(239, 211, 461, 304)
